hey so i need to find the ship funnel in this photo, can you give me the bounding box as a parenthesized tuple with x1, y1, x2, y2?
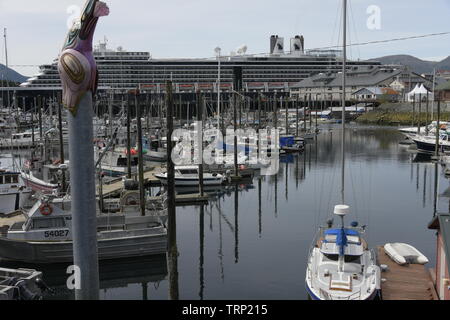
(236, 45, 248, 55)
(270, 35, 284, 55)
(290, 35, 304, 55)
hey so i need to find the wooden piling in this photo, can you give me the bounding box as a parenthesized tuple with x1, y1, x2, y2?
(166, 81, 179, 300)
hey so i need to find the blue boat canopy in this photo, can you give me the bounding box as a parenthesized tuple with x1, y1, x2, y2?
(324, 228, 359, 236)
(324, 228, 360, 256)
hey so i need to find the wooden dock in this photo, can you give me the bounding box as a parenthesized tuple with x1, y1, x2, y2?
(148, 193, 209, 206)
(99, 166, 163, 197)
(378, 246, 438, 300)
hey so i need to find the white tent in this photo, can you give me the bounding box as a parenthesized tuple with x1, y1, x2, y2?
(407, 84, 433, 102)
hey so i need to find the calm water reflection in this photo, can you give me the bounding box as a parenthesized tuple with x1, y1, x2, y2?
(2, 125, 447, 300)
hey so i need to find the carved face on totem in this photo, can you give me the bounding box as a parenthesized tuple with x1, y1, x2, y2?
(58, 0, 109, 116)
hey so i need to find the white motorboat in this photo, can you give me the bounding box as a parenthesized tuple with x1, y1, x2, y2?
(412, 133, 450, 154)
(154, 165, 225, 186)
(399, 121, 450, 140)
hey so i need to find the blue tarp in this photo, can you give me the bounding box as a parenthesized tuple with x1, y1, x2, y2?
(324, 229, 359, 236)
(324, 228, 359, 256)
(280, 136, 295, 147)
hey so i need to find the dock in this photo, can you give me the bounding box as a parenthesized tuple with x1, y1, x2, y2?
(378, 246, 438, 300)
(99, 166, 163, 197)
(148, 193, 209, 206)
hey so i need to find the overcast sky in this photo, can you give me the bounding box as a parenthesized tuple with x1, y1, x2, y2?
(1, 0, 450, 76)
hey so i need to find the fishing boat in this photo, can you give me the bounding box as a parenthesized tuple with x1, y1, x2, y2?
(154, 165, 225, 186)
(305, 0, 380, 301)
(97, 146, 138, 177)
(0, 195, 167, 263)
(0, 132, 39, 149)
(20, 161, 67, 194)
(142, 136, 167, 162)
(0, 169, 32, 215)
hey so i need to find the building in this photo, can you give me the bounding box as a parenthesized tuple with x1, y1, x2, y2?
(290, 65, 433, 102)
(428, 214, 450, 300)
(352, 87, 400, 102)
(18, 36, 381, 95)
(435, 80, 450, 102)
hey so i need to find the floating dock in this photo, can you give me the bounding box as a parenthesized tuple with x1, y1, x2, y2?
(99, 167, 163, 197)
(378, 246, 438, 300)
(149, 193, 209, 206)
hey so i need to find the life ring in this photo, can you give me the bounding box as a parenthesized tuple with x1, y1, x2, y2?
(40, 204, 53, 216)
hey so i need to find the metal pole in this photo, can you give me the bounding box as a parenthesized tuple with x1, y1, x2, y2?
(341, 0, 347, 205)
(285, 96, 288, 135)
(197, 90, 204, 196)
(296, 96, 299, 137)
(38, 96, 43, 156)
(426, 92, 429, 135)
(435, 99, 441, 157)
(3, 28, 10, 110)
(217, 51, 221, 130)
(126, 94, 132, 179)
(31, 97, 35, 147)
(135, 91, 145, 217)
(57, 92, 66, 193)
(68, 91, 100, 300)
(418, 93, 421, 135)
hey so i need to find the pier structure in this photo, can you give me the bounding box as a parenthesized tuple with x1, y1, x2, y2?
(378, 247, 438, 300)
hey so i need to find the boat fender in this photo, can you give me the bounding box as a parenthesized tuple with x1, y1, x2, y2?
(39, 203, 53, 216)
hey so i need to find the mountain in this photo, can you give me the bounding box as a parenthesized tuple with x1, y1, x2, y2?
(0, 64, 27, 84)
(369, 55, 450, 75)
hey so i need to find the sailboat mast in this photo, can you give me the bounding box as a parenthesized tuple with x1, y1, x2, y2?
(341, 0, 347, 204)
(3, 28, 10, 110)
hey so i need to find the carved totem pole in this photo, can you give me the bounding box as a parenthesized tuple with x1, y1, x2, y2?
(57, 0, 109, 300)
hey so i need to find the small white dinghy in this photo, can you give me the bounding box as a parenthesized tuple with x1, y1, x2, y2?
(384, 243, 429, 265)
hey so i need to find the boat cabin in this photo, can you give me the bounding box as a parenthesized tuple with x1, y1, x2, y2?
(0, 171, 20, 186)
(176, 166, 199, 176)
(319, 228, 365, 260)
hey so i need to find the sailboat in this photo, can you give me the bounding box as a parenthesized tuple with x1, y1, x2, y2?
(305, 0, 381, 300)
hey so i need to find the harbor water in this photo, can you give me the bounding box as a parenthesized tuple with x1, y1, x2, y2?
(1, 124, 444, 300)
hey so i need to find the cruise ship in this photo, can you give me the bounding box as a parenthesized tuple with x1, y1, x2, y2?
(20, 35, 381, 94)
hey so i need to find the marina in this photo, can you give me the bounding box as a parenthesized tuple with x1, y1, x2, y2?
(0, 0, 449, 304)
